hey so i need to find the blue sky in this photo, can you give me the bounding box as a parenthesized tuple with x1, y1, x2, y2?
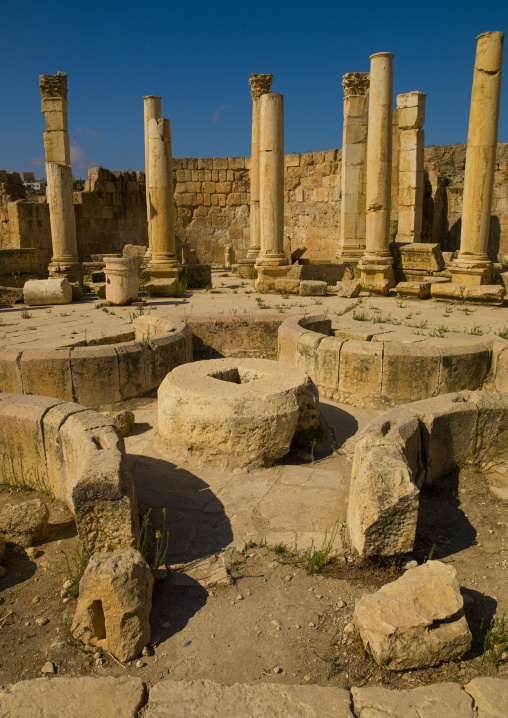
(1, 0, 507, 176)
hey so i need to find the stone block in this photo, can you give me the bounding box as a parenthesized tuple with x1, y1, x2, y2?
(43, 130, 70, 163)
(70, 345, 122, 407)
(368, 279, 391, 296)
(71, 548, 153, 662)
(299, 280, 327, 296)
(495, 349, 508, 391)
(354, 562, 471, 670)
(277, 316, 314, 365)
(144, 278, 180, 297)
(0, 350, 23, 394)
(437, 341, 490, 395)
(148, 332, 187, 388)
(382, 343, 440, 403)
(43, 109, 68, 133)
(295, 330, 324, 380)
(391, 242, 444, 271)
(352, 682, 472, 718)
(314, 336, 344, 395)
(334, 279, 361, 298)
(274, 278, 301, 294)
(431, 283, 465, 301)
(24, 278, 72, 306)
(395, 281, 431, 299)
(397, 105, 425, 130)
(463, 284, 505, 305)
(20, 349, 73, 402)
(0, 497, 50, 547)
(115, 343, 147, 400)
(465, 677, 508, 718)
(338, 341, 383, 399)
(450, 266, 491, 286)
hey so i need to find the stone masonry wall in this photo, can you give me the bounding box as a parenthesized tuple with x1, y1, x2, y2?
(1, 143, 507, 265)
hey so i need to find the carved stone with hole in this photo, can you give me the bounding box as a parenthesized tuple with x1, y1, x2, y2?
(157, 358, 320, 471)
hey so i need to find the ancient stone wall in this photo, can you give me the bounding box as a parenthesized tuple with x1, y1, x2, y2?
(1, 143, 507, 264)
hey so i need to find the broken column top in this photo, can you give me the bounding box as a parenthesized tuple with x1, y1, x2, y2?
(249, 74, 273, 99)
(39, 72, 67, 100)
(475, 31, 504, 71)
(342, 72, 370, 96)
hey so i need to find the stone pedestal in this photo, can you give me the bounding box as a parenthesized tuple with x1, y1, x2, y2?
(143, 96, 162, 263)
(452, 31, 504, 285)
(255, 93, 289, 291)
(247, 74, 273, 262)
(146, 117, 181, 288)
(358, 52, 395, 289)
(337, 72, 370, 261)
(39, 72, 81, 285)
(105, 257, 140, 305)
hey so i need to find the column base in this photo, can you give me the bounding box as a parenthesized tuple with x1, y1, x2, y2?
(255, 265, 290, 292)
(357, 257, 395, 293)
(147, 262, 181, 279)
(450, 261, 492, 286)
(246, 247, 260, 261)
(48, 260, 83, 286)
(335, 248, 365, 262)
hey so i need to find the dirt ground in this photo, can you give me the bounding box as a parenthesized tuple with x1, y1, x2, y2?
(0, 439, 507, 692)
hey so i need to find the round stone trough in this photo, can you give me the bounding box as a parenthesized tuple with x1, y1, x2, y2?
(157, 358, 320, 471)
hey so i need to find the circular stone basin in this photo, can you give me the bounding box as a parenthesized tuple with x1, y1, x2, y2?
(157, 358, 319, 471)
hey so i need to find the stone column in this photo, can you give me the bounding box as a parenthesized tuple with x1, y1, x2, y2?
(255, 93, 289, 291)
(237, 74, 273, 278)
(39, 72, 80, 283)
(396, 91, 426, 243)
(336, 72, 369, 261)
(358, 52, 395, 292)
(143, 95, 162, 262)
(146, 118, 180, 280)
(452, 31, 504, 286)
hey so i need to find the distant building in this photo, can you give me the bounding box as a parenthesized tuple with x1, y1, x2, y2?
(22, 173, 46, 192)
(21, 172, 35, 183)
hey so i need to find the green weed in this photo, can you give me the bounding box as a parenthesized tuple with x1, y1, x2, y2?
(483, 614, 508, 667)
(61, 543, 89, 598)
(21, 309, 31, 319)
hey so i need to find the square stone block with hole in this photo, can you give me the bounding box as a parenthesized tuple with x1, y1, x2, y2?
(299, 280, 327, 296)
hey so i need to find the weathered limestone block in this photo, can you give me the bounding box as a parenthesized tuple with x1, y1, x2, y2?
(314, 337, 344, 397)
(0, 350, 23, 394)
(366, 278, 391, 296)
(157, 358, 319, 471)
(0, 498, 50, 547)
(274, 277, 301, 294)
(431, 283, 465, 301)
(0, 676, 145, 718)
(101, 410, 135, 437)
(71, 548, 153, 662)
(353, 561, 472, 670)
(392, 243, 444, 271)
(382, 343, 440, 403)
(24, 277, 72, 306)
(463, 391, 508, 466)
(334, 279, 361, 298)
(277, 315, 315, 365)
(465, 677, 508, 718)
(300, 280, 327, 296)
(115, 343, 148, 400)
(463, 284, 505, 305)
(395, 281, 430, 299)
(20, 348, 73, 403)
(70, 345, 122, 407)
(145, 680, 353, 717)
(437, 341, 490, 395)
(338, 341, 383, 400)
(495, 349, 508, 391)
(145, 278, 180, 297)
(352, 683, 473, 718)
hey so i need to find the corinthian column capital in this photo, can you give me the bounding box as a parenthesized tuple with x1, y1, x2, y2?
(342, 72, 370, 98)
(39, 72, 68, 100)
(249, 74, 273, 100)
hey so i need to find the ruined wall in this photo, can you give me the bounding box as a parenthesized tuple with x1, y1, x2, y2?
(1, 143, 507, 265)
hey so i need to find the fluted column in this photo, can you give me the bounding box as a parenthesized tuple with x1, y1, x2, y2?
(247, 74, 272, 260)
(337, 72, 370, 261)
(39, 72, 81, 283)
(255, 93, 289, 291)
(452, 31, 504, 285)
(147, 118, 180, 277)
(358, 52, 395, 291)
(143, 95, 161, 262)
(396, 91, 426, 243)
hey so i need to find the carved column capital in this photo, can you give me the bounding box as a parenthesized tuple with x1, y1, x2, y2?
(39, 72, 68, 100)
(249, 74, 273, 100)
(342, 72, 370, 97)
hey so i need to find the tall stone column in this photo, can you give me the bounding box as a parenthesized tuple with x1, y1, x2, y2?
(396, 91, 426, 243)
(143, 95, 162, 263)
(358, 52, 395, 291)
(39, 72, 80, 283)
(452, 31, 504, 286)
(336, 72, 369, 261)
(255, 93, 289, 291)
(146, 118, 180, 279)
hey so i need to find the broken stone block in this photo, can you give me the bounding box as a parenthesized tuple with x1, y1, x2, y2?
(431, 283, 465, 301)
(354, 561, 472, 670)
(0, 498, 50, 547)
(352, 682, 473, 718)
(465, 677, 508, 718)
(24, 278, 72, 306)
(334, 279, 361, 298)
(367, 279, 390, 296)
(463, 284, 505, 306)
(101, 410, 135, 437)
(299, 280, 327, 296)
(71, 548, 153, 662)
(395, 281, 430, 299)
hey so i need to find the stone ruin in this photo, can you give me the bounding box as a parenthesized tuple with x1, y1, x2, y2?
(0, 29, 508, 715)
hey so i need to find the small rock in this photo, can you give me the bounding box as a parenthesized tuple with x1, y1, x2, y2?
(295, 624, 301, 629)
(93, 651, 102, 660)
(336, 600, 345, 609)
(284, 575, 292, 582)
(404, 560, 418, 570)
(0, 498, 50, 547)
(271, 620, 282, 630)
(95, 658, 103, 666)
(308, 622, 316, 628)
(236, 594, 244, 600)
(273, 666, 282, 674)
(135, 660, 145, 669)
(62, 597, 70, 604)
(26, 547, 41, 560)
(100, 409, 135, 437)
(344, 623, 354, 634)
(83, 645, 95, 653)
(304, 675, 312, 682)
(36, 617, 49, 627)
(63, 580, 73, 591)
(32, 596, 40, 604)
(41, 661, 55, 674)
(316, 594, 323, 599)
(141, 646, 150, 657)
(50, 640, 66, 650)
(60, 589, 69, 599)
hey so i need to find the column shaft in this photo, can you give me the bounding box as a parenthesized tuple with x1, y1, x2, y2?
(396, 91, 426, 243)
(337, 72, 370, 260)
(46, 162, 78, 262)
(143, 95, 162, 258)
(147, 118, 179, 275)
(458, 31, 504, 265)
